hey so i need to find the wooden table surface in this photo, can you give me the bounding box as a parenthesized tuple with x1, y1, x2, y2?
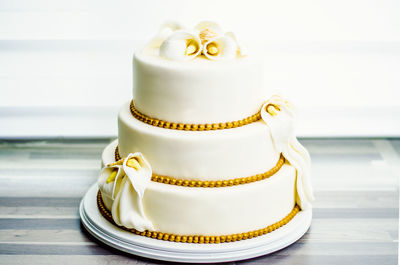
(0, 139, 398, 264)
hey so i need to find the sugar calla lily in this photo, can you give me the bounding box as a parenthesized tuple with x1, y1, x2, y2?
(260, 95, 314, 210)
(155, 21, 246, 61)
(195, 21, 223, 44)
(225, 31, 248, 57)
(203, 35, 237, 60)
(148, 21, 184, 48)
(159, 30, 202, 61)
(98, 152, 154, 232)
(98, 163, 125, 210)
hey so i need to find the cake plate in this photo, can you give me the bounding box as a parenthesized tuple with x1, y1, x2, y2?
(80, 183, 311, 263)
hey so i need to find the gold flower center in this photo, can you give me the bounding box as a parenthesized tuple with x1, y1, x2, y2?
(127, 157, 141, 170)
(207, 43, 219, 55)
(106, 169, 118, 183)
(185, 39, 199, 56)
(265, 104, 281, 116)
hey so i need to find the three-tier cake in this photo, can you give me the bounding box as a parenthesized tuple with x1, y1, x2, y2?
(96, 21, 314, 244)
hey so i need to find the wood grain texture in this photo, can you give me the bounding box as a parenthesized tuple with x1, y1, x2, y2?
(0, 138, 398, 264)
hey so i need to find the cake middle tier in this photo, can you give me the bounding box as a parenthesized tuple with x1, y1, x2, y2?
(118, 102, 280, 181)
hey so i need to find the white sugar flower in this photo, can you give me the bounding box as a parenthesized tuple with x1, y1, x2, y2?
(260, 95, 314, 210)
(98, 152, 154, 231)
(156, 21, 246, 61)
(225, 31, 248, 57)
(159, 30, 202, 61)
(148, 21, 184, 48)
(195, 21, 223, 44)
(203, 35, 238, 61)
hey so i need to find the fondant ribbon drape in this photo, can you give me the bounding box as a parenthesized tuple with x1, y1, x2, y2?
(261, 95, 315, 210)
(98, 153, 154, 231)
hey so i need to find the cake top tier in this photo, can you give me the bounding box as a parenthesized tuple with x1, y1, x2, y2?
(132, 21, 265, 124)
(147, 21, 247, 62)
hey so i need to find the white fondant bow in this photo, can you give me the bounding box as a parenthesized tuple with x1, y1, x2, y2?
(98, 152, 154, 231)
(261, 95, 315, 210)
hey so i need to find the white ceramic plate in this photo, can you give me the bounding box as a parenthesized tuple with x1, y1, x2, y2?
(80, 183, 311, 263)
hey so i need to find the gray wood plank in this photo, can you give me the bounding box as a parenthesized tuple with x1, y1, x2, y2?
(0, 243, 115, 255)
(390, 139, 400, 156)
(0, 230, 93, 244)
(0, 218, 396, 243)
(0, 218, 80, 230)
(238, 254, 397, 265)
(0, 255, 145, 265)
(0, 242, 396, 256)
(0, 207, 78, 218)
(0, 254, 396, 265)
(301, 218, 398, 242)
(312, 191, 398, 209)
(0, 197, 81, 207)
(0, 178, 96, 197)
(313, 208, 398, 219)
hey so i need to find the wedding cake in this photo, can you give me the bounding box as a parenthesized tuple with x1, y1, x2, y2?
(97, 21, 314, 244)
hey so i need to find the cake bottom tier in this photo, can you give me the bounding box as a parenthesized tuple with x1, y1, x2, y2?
(101, 140, 296, 236)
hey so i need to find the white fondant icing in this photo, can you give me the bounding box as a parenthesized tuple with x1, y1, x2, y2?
(132, 51, 265, 124)
(98, 152, 154, 232)
(261, 95, 315, 210)
(101, 140, 296, 235)
(118, 102, 280, 180)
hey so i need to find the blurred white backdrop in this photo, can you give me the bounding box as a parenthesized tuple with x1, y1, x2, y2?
(0, 0, 399, 138)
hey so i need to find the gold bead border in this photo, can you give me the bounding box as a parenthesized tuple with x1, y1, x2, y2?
(97, 190, 300, 244)
(130, 100, 262, 131)
(114, 146, 285, 188)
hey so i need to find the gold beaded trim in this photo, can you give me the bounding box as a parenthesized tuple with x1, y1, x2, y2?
(115, 146, 121, 162)
(114, 146, 285, 188)
(97, 190, 300, 244)
(130, 100, 262, 131)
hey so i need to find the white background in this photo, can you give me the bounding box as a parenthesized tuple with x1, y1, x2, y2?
(0, 0, 399, 138)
